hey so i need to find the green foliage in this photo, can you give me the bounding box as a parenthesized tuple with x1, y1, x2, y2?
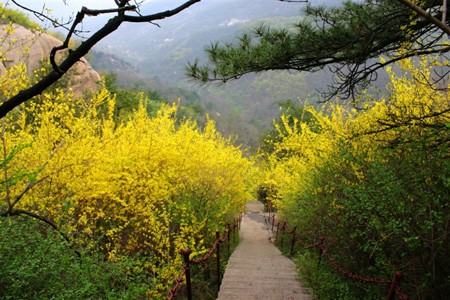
(0, 4, 41, 31)
(103, 72, 165, 121)
(0, 216, 150, 299)
(262, 58, 450, 298)
(0, 216, 77, 299)
(295, 250, 374, 300)
(260, 99, 319, 155)
(102, 72, 207, 125)
(289, 139, 450, 297)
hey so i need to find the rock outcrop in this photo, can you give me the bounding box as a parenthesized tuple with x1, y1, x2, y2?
(0, 24, 100, 96)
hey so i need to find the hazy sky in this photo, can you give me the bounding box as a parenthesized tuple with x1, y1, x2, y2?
(1, 0, 171, 32)
(1, 0, 197, 28)
(4, 1, 143, 15)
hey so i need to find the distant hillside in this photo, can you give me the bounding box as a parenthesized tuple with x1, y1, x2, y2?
(95, 0, 342, 81)
(89, 0, 343, 148)
(89, 50, 148, 87)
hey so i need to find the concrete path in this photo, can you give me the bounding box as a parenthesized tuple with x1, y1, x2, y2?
(217, 201, 312, 300)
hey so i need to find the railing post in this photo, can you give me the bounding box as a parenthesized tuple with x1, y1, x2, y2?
(216, 230, 221, 293)
(280, 222, 286, 247)
(238, 213, 242, 230)
(289, 227, 297, 257)
(227, 223, 231, 256)
(271, 214, 275, 231)
(275, 222, 280, 243)
(318, 237, 325, 266)
(387, 271, 403, 300)
(182, 248, 193, 300)
(233, 219, 237, 243)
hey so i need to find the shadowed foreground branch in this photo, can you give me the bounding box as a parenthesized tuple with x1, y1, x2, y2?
(0, 0, 201, 119)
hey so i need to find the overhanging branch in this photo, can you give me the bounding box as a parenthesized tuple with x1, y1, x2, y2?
(0, 0, 201, 119)
(187, 1, 450, 102)
(49, 5, 137, 74)
(11, 0, 74, 31)
(397, 0, 450, 36)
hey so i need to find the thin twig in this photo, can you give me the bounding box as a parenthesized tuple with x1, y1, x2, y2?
(0, 0, 201, 118)
(11, 0, 73, 31)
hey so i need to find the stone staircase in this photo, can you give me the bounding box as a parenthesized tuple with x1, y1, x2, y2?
(217, 201, 312, 300)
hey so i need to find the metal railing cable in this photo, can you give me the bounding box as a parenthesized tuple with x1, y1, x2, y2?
(265, 207, 409, 300)
(167, 215, 242, 300)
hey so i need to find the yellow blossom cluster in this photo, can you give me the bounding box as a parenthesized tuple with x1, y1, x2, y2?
(260, 56, 450, 298)
(261, 56, 449, 222)
(1, 67, 255, 297)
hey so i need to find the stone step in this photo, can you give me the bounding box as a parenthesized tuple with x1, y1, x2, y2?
(225, 259, 295, 268)
(224, 259, 298, 271)
(217, 288, 309, 300)
(219, 280, 303, 291)
(221, 273, 300, 281)
(221, 273, 301, 281)
(224, 264, 296, 272)
(217, 201, 312, 300)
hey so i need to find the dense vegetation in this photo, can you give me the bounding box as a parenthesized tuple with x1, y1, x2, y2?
(1, 2, 450, 299)
(259, 57, 450, 298)
(0, 61, 255, 298)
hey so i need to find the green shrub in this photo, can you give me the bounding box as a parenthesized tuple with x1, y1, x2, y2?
(0, 216, 150, 299)
(286, 139, 450, 298)
(0, 4, 41, 30)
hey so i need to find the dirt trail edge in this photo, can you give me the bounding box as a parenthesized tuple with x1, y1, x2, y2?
(217, 201, 312, 300)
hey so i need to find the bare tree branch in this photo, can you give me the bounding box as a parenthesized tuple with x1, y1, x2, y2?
(397, 0, 450, 36)
(49, 5, 137, 74)
(0, 0, 201, 119)
(11, 0, 74, 31)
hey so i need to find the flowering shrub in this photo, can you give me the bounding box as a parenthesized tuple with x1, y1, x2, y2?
(1, 66, 255, 297)
(261, 57, 450, 298)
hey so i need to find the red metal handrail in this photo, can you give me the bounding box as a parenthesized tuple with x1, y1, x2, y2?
(167, 215, 241, 299)
(265, 207, 409, 300)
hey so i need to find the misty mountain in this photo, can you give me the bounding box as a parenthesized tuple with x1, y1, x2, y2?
(94, 0, 341, 79)
(88, 0, 343, 148)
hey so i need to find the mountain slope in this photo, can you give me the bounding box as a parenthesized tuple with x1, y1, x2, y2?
(89, 0, 342, 148)
(95, 0, 341, 79)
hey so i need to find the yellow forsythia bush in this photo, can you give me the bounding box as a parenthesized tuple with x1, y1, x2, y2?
(263, 57, 450, 218)
(1, 71, 256, 297)
(259, 57, 450, 297)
